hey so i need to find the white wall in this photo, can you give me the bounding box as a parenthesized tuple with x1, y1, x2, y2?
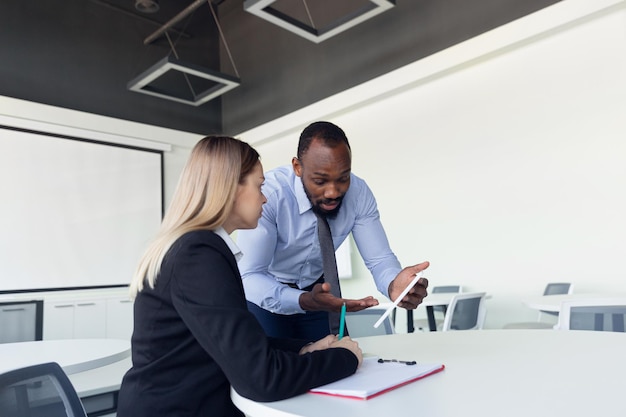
(238, 0, 626, 330)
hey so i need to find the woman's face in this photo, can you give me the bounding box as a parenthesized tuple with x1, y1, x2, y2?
(224, 161, 266, 233)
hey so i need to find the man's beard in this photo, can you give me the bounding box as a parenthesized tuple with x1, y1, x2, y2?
(303, 183, 343, 219)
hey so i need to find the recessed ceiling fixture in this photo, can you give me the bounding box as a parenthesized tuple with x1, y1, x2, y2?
(244, 0, 395, 43)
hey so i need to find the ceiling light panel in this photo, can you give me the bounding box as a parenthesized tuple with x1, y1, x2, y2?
(244, 0, 395, 43)
(128, 56, 240, 106)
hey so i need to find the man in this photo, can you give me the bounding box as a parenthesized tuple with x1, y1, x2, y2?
(237, 121, 429, 340)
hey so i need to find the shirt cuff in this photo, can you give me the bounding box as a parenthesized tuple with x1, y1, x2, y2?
(376, 270, 399, 299)
(280, 287, 306, 314)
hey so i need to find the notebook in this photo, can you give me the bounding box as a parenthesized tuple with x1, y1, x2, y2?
(310, 356, 444, 400)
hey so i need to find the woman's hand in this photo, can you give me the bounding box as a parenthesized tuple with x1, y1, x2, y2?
(330, 336, 363, 367)
(300, 334, 363, 367)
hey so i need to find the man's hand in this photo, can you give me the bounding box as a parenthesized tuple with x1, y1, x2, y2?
(299, 282, 379, 312)
(387, 261, 430, 309)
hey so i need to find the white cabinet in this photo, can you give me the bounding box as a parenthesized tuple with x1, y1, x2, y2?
(106, 296, 134, 340)
(3, 289, 132, 341)
(43, 301, 75, 340)
(75, 300, 107, 339)
(43, 298, 106, 340)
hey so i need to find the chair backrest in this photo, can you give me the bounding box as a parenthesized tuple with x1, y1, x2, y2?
(432, 285, 462, 294)
(441, 292, 487, 331)
(540, 283, 573, 317)
(556, 298, 626, 332)
(431, 285, 462, 314)
(0, 362, 86, 417)
(345, 306, 395, 337)
(543, 283, 573, 296)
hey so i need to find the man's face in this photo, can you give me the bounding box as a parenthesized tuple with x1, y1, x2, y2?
(293, 138, 351, 217)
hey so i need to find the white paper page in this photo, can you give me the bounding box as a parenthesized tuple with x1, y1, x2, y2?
(310, 356, 443, 399)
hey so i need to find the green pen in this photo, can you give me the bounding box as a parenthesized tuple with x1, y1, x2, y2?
(338, 302, 347, 340)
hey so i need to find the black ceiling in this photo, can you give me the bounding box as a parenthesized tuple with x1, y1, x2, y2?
(0, 0, 561, 136)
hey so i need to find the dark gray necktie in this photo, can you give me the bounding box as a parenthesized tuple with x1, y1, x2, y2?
(314, 212, 345, 335)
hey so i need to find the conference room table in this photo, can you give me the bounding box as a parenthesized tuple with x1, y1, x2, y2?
(232, 329, 626, 417)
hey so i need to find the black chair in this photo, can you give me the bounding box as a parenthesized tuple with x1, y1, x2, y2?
(0, 362, 86, 417)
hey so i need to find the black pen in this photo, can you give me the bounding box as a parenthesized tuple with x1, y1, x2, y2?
(377, 358, 417, 365)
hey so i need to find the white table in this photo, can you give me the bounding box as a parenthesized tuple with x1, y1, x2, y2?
(232, 329, 626, 417)
(523, 293, 613, 313)
(0, 338, 130, 375)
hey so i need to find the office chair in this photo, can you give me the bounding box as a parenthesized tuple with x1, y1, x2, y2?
(441, 292, 487, 331)
(556, 298, 626, 332)
(345, 305, 395, 337)
(414, 285, 462, 331)
(538, 282, 573, 319)
(0, 362, 87, 417)
(503, 282, 573, 329)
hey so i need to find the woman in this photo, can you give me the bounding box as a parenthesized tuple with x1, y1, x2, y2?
(117, 136, 362, 417)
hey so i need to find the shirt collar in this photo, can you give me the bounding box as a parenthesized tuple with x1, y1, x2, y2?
(214, 227, 243, 262)
(293, 175, 312, 215)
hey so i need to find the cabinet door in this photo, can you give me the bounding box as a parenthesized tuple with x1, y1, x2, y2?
(43, 301, 75, 340)
(74, 300, 107, 339)
(0, 302, 38, 343)
(106, 297, 134, 340)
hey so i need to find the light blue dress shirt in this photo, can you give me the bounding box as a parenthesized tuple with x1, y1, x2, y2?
(237, 165, 401, 315)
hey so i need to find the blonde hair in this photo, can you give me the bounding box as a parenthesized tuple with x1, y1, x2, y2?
(129, 136, 260, 298)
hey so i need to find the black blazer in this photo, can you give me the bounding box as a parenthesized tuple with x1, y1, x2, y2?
(117, 230, 357, 417)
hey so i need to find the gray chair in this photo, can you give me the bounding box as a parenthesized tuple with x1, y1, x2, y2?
(431, 285, 463, 316)
(414, 285, 462, 331)
(556, 298, 626, 332)
(345, 305, 395, 337)
(0, 362, 86, 417)
(538, 282, 573, 319)
(441, 292, 487, 331)
(503, 282, 573, 329)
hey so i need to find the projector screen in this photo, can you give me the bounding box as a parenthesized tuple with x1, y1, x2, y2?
(0, 126, 163, 293)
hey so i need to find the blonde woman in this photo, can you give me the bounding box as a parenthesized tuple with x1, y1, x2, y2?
(117, 136, 362, 417)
